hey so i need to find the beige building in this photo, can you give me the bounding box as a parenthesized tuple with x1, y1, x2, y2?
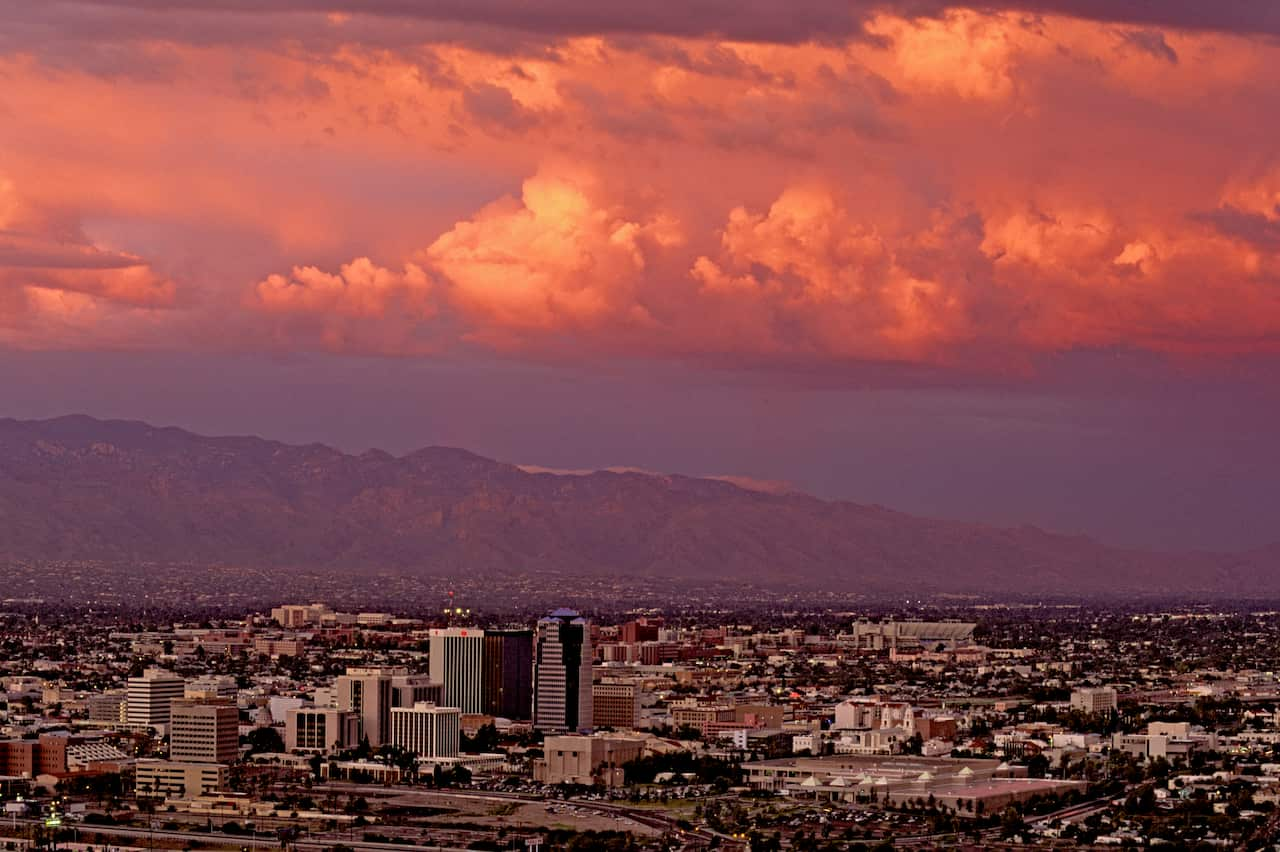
(285, 707, 361, 753)
(592, 682, 638, 729)
(135, 759, 227, 798)
(170, 699, 239, 764)
(535, 733, 645, 787)
(1069, 686, 1118, 714)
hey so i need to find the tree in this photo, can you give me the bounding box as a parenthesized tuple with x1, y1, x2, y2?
(244, 726, 285, 756)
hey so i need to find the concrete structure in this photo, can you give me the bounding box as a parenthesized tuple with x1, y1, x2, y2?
(270, 603, 333, 628)
(429, 628, 486, 715)
(535, 733, 645, 787)
(388, 702, 461, 759)
(850, 621, 976, 653)
(745, 754, 1083, 815)
(87, 692, 127, 724)
(184, 676, 238, 701)
(391, 674, 444, 710)
(533, 609, 593, 732)
(169, 699, 239, 764)
(126, 668, 185, 731)
(135, 759, 227, 798)
(483, 629, 534, 720)
(335, 667, 396, 746)
(592, 682, 638, 729)
(1070, 686, 1118, 714)
(285, 707, 361, 753)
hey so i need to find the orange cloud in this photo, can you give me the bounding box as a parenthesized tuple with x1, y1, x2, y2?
(3, 7, 1280, 369)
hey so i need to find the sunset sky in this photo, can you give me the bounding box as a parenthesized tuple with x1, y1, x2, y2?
(3, 1, 1278, 552)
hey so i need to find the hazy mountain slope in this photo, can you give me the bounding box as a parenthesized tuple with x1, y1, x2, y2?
(0, 415, 1268, 594)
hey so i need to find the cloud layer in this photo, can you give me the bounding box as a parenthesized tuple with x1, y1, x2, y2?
(2, 3, 1278, 372)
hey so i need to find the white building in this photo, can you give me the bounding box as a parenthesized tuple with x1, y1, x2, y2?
(429, 629, 486, 714)
(126, 668, 186, 731)
(389, 702, 461, 759)
(1070, 687, 1118, 714)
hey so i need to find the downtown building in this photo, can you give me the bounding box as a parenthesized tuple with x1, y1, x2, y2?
(169, 699, 239, 764)
(429, 628, 485, 714)
(126, 668, 186, 732)
(483, 629, 534, 720)
(389, 702, 461, 759)
(533, 609, 593, 732)
(336, 666, 446, 746)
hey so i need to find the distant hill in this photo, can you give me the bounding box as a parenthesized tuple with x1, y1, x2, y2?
(0, 415, 1271, 595)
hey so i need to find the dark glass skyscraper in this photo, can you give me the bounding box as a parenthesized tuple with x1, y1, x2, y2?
(533, 609, 593, 732)
(483, 629, 534, 720)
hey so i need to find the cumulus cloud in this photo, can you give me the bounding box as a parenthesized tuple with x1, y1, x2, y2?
(0, 177, 176, 342)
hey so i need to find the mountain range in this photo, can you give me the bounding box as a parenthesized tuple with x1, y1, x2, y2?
(0, 415, 1273, 596)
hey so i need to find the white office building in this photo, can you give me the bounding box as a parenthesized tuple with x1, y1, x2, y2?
(429, 629, 485, 714)
(389, 702, 461, 759)
(126, 668, 186, 731)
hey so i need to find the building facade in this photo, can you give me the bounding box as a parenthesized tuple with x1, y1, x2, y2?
(429, 629, 486, 715)
(388, 703, 461, 759)
(126, 668, 186, 731)
(533, 609, 593, 732)
(285, 707, 361, 753)
(483, 629, 534, 720)
(169, 699, 239, 764)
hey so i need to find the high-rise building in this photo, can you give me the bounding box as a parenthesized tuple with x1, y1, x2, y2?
(285, 707, 361, 753)
(483, 629, 534, 720)
(335, 667, 396, 747)
(429, 628, 485, 714)
(533, 609, 593, 732)
(126, 668, 186, 731)
(169, 699, 239, 764)
(389, 703, 461, 759)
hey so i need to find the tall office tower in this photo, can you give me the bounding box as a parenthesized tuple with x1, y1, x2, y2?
(483, 629, 534, 720)
(126, 668, 186, 731)
(335, 667, 395, 747)
(169, 699, 239, 764)
(389, 703, 461, 759)
(533, 609, 593, 732)
(428, 628, 485, 714)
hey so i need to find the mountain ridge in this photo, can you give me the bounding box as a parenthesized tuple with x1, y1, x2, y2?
(0, 414, 1272, 595)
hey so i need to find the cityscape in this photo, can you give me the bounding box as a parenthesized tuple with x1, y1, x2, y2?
(1, 598, 1280, 849)
(3, 0, 1280, 849)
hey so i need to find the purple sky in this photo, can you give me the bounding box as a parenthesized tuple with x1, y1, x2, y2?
(3, 350, 1277, 553)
